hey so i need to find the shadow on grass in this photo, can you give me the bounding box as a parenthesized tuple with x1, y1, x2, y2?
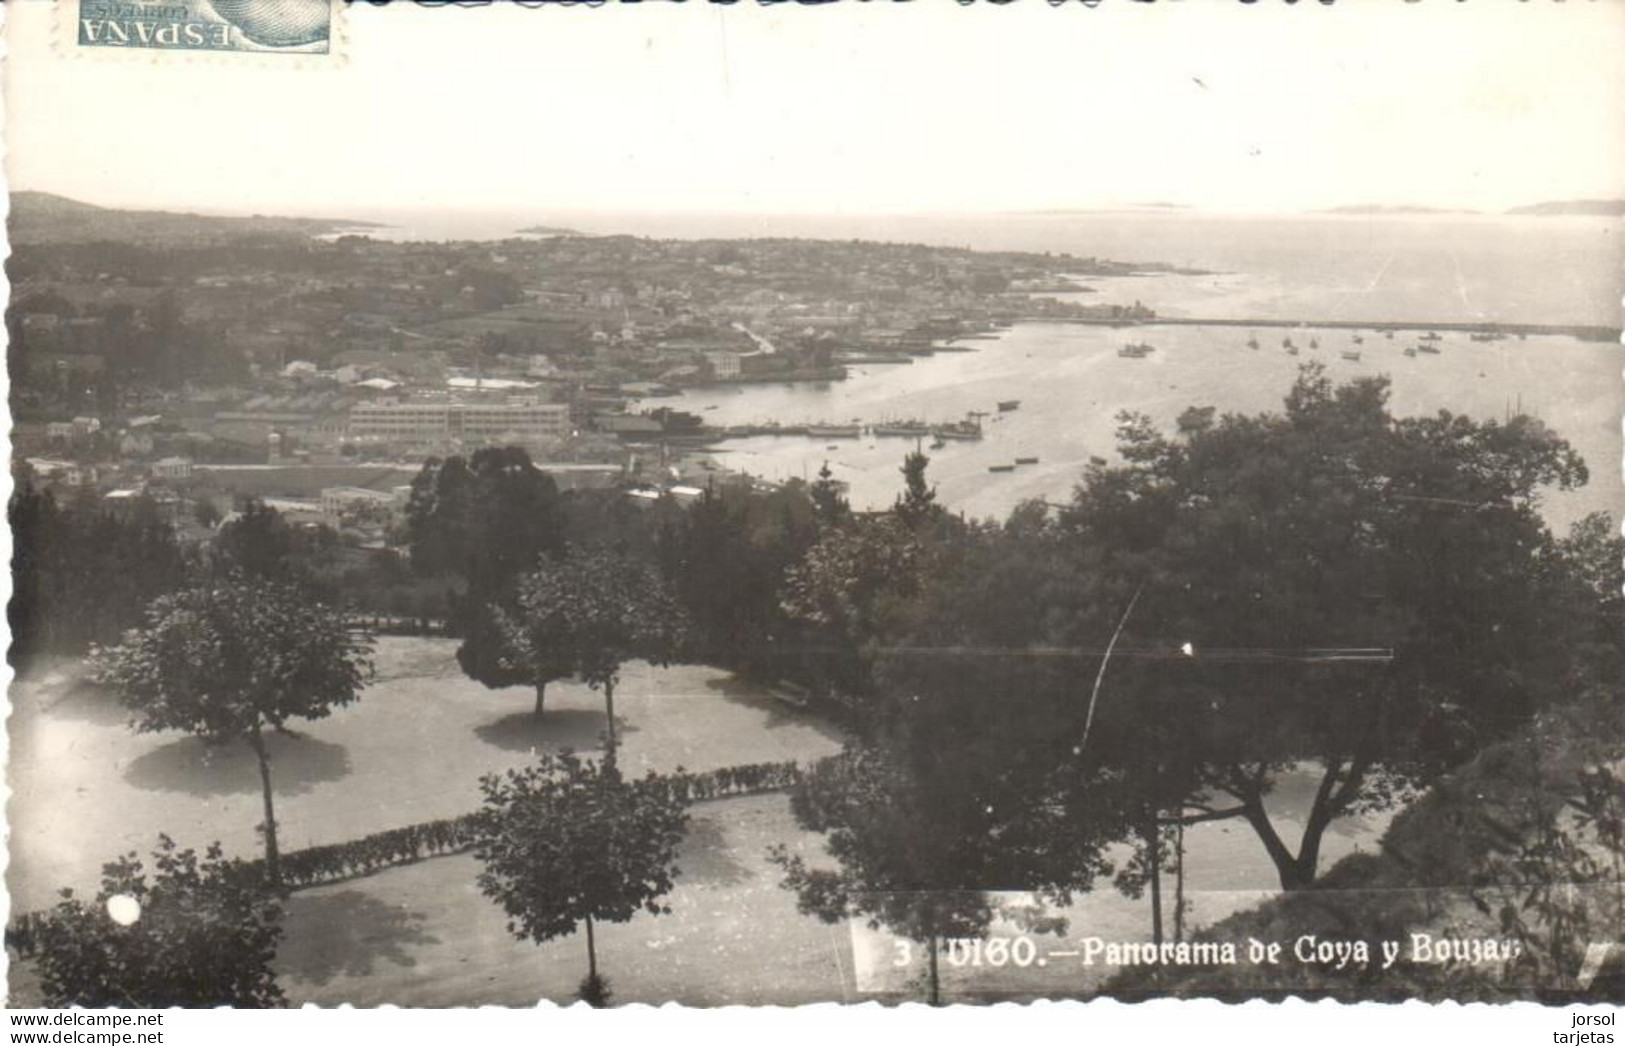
(276, 890, 439, 987)
(43, 682, 130, 728)
(123, 733, 351, 797)
(473, 709, 639, 754)
(704, 672, 846, 744)
(676, 814, 753, 888)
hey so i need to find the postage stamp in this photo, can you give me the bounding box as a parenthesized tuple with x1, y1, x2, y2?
(67, 0, 335, 56)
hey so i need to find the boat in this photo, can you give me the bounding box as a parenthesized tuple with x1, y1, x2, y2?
(873, 421, 931, 438)
(807, 424, 862, 439)
(1416, 343, 1441, 355)
(1014, 456, 1040, 465)
(1353, 335, 1364, 345)
(997, 399, 1021, 412)
(932, 419, 984, 441)
(1421, 331, 1443, 342)
(1403, 347, 1418, 357)
(1309, 337, 1320, 349)
(1340, 350, 1362, 361)
(988, 464, 1016, 473)
(1247, 336, 1260, 350)
(1283, 336, 1296, 349)
(930, 438, 946, 450)
(1119, 342, 1156, 358)
(1384, 331, 1395, 340)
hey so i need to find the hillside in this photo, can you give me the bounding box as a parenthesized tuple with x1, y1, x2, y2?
(7, 191, 378, 245)
(1507, 199, 1625, 217)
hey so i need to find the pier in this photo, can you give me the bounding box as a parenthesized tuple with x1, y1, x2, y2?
(1022, 316, 1622, 343)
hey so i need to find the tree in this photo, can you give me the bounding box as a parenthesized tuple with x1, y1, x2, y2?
(407, 448, 568, 694)
(8, 475, 189, 664)
(810, 460, 851, 530)
(406, 447, 564, 591)
(769, 740, 1114, 1004)
(470, 752, 690, 1005)
(893, 449, 940, 529)
(31, 835, 283, 1007)
(91, 577, 373, 884)
(1058, 365, 1605, 890)
(497, 548, 690, 748)
(780, 512, 928, 713)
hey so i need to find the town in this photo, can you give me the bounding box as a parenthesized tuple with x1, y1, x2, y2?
(8, 190, 1168, 546)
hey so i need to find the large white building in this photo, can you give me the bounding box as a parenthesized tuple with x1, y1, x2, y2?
(349, 401, 571, 447)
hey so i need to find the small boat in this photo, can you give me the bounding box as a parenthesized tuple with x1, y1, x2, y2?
(1310, 338, 1320, 349)
(1340, 350, 1362, 362)
(1416, 343, 1441, 355)
(930, 439, 946, 451)
(1247, 336, 1260, 350)
(1403, 347, 1418, 357)
(1283, 336, 1296, 349)
(932, 420, 984, 441)
(988, 464, 1016, 473)
(1119, 342, 1156, 358)
(1014, 456, 1040, 465)
(997, 399, 1021, 412)
(1421, 331, 1443, 342)
(1353, 335, 1364, 345)
(1384, 331, 1395, 340)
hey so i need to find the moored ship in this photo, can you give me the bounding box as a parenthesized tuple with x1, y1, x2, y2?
(806, 423, 862, 439)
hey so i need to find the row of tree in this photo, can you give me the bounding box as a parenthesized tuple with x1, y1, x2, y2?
(19, 365, 1623, 1005)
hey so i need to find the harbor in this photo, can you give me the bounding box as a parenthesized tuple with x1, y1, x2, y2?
(642, 319, 1622, 530)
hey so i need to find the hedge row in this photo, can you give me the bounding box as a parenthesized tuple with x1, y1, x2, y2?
(6, 760, 804, 956)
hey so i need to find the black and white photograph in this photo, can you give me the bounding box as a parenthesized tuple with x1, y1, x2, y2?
(2, 0, 1622, 1024)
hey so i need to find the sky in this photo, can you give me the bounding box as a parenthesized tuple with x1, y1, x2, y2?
(4, 0, 1624, 219)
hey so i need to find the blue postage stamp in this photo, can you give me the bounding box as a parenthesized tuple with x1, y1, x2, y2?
(74, 0, 334, 55)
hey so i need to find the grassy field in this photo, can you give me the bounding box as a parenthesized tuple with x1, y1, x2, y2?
(6, 637, 845, 913)
(7, 635, 1394, 1005)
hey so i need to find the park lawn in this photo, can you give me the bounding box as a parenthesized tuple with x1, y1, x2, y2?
(274, 793, 860, 1007)
(6, 637, 846, 913)
(8, 636, 1395, 1005)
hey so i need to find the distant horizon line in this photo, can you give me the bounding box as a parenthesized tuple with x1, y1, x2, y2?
(11, 188, 1625, 226)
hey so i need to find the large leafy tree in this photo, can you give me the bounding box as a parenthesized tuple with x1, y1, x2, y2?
(31, 835, 284, 1007)
(470, 752, 690, 1005)
(1058, 365, 1606, 890)
(769, 739, 1116, 1005)
(406, 446, 564, 591)
(496, 547, 690, 747)
(405, 448, 566, 691)
(659, 481, 817, 674)
(9, 475, 188, 664)
(91, 576, 374, 884)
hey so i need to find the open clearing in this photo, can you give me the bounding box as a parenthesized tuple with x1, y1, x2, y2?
(8, 635, 1392, 1004)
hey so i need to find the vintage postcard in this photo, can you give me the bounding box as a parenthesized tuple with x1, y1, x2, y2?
(2, 0, 1622, 1026)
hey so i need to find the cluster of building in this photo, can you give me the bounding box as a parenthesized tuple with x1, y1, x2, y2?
(10, 213, 1167, 548)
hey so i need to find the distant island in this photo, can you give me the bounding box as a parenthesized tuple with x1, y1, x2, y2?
(1506, 199, 1625, 217)
(516, 224, 585, 237)
(8, 190, 380, 245)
